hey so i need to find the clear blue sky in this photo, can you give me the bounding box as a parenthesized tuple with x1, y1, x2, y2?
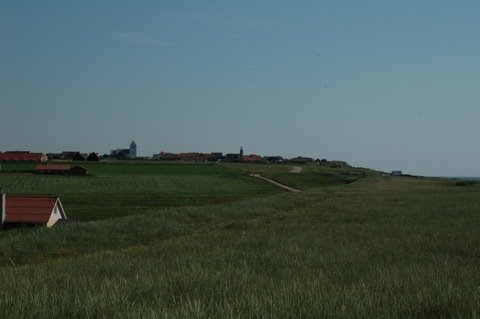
(1, 1, 479, 176)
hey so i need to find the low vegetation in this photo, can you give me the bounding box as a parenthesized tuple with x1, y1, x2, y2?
(0, 163, 279, 220)
(229, 162, 374, 189)
(0, 162, 479, 318)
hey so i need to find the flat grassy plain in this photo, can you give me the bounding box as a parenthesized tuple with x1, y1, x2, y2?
(1, 163, 480, 318)
(0, 162, 279, 220)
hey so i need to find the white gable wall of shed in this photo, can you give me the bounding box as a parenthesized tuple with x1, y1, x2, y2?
(47, 204, 64, 227)
(1, 192, 5, 224)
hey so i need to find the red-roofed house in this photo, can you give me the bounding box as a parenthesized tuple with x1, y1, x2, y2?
(243, 154, 263, 163)
(0, 151, 48, 163)
(178, 152, 212, 162)
(1, 192, 67, 229)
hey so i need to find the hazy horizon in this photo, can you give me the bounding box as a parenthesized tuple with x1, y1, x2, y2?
(1, 1, 479, 177)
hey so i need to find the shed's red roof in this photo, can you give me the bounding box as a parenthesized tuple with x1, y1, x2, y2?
(36, 164, 71, 171)
(4, 196, 58, 223)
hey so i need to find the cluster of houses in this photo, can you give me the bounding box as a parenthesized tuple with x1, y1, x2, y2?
(0, 151, 99, 163)
(47, 141, 136, 161)
(152, 147, 348, 166)
(0, 141, 349, 167)
(47, 151, 100, 162)
(0, 142, 137, 163)
(153, 147, 266, 163)
(153, 150, 348, 166)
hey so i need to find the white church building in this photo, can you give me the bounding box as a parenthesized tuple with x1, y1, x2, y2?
(129, 141, 137, 158)
(110, 140, 137, 159)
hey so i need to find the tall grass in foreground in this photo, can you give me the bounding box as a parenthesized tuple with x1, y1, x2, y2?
(0, 177, 480, 318)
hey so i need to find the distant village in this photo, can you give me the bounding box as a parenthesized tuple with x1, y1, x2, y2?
(0, 140, 350, 168)
(0, 141, 352, 230)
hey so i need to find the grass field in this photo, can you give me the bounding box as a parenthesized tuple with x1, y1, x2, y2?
(227, 162, 376, 189)
(0, 163, 280, 220)
(1, 163, 479, 317)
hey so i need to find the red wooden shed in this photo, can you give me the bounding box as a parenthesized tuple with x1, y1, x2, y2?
(1, 192, 67, 229)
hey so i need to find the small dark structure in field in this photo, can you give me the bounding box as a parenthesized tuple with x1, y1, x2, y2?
(87, 152, 100, 161)
(69, 165, 88, 175)
(60, 151, 80, 160)
(0, 151, 48, 163)
(1, 190, 67, 229)
(36, 164, 88, 176)
(72, 152, 85, 161)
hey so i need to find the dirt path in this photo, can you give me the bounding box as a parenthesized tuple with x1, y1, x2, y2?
(249, 174, 301, 193)
(290, 166, 302, 173)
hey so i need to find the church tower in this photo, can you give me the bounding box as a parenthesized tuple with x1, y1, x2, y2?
(240, 146, 244, 161)
(129, 141, 137, 159)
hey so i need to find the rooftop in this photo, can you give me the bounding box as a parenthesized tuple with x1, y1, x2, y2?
(4, 196, 59, 223)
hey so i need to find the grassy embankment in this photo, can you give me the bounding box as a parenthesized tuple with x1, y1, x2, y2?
(1, 162, 480, 318)
(226, 162, 374, 189)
